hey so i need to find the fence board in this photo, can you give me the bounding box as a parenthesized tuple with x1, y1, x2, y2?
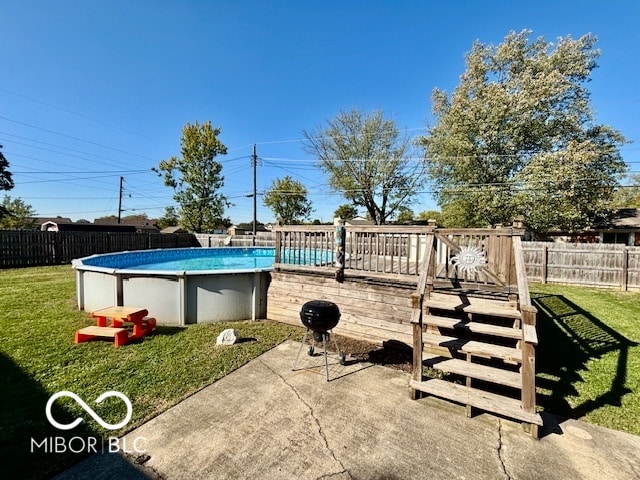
(522, 241, 640, 290)
(0, 231, 198, 268)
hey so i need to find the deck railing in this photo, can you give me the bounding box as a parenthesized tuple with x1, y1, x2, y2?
(273, 224, 526, 293)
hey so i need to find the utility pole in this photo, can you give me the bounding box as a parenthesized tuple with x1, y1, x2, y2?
(252, 144, 257, 245)
(117, 176, 124, 224)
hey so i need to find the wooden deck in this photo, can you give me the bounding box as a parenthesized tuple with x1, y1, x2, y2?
(270, 224, 541, 436)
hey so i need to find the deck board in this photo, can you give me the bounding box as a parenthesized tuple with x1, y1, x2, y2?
(410, 378, 542, 425)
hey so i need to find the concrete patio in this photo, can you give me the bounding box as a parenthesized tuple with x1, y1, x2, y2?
(56, 340, 640, 480)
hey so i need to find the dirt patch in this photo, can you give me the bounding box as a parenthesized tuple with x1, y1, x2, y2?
(327, 334, 413, 374)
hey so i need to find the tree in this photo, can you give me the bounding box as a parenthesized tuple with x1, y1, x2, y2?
(334, 203, 358, 220)
(416, 209, 443, 224)
(157, 206, 180, 229)
(420, 30, 627, 232)
(304, 109, 427, 225)
(0, 196, 36, 229)
(612, 173, 640, 208)
(155, 121, 229, 233)
(0, 145, 15, 219)
(395, 206, 415, 224)
(263, 176, 313, 225)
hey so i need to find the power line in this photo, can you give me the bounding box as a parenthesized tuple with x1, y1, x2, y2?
(0, 87, 156, 140)
(0, 114, 155, 161)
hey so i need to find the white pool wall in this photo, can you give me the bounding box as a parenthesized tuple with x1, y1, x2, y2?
(73, 248, 272, 326)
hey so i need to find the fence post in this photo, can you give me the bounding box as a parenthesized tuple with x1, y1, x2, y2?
(335, 219, 346, 283)
(622, 247, 629, 291)
(541, 244, 548, 284)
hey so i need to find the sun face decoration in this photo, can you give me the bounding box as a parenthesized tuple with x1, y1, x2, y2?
(450, 246, 486, 275)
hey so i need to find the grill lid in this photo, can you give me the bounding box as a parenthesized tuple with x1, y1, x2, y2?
(300, 300, 340, 333)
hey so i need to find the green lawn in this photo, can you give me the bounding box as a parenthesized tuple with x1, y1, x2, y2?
(0, 265, 302, 480)
(1, 267, 639, 479)
(531, 283, 640, 436)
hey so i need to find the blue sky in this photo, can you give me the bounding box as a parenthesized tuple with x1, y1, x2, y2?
(2, 0, 639, 224)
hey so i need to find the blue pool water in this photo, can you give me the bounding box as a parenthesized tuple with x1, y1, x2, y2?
(79, 247, 276, 272)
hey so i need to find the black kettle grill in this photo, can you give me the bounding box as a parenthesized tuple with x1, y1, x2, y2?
(293, 300, 345, 380)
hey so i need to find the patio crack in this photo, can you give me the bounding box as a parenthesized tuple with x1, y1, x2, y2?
(496, 420, 511, 480)
(259, 359, 353, 480)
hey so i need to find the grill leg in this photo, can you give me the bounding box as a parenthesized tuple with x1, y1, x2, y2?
(292, 329, 311, 371)
(329, 330, 346, 366)
(322, 333, 330, 381)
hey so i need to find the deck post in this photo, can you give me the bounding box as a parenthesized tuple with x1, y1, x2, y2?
(520, 306, 537, 416)
(335, 218, 346, 283)
(274, 228, 281, 266)
(411, 292, 423, 400)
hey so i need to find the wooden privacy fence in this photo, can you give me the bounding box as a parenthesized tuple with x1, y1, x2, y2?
(0, 231, 198, 268)
(522, 242, 640, 291)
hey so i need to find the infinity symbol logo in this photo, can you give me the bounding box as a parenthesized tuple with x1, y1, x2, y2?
(45, 391, 133, 430)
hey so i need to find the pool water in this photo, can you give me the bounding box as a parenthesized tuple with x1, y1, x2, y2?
(133, 254, 275, 271)
(79, 247, 276, 272)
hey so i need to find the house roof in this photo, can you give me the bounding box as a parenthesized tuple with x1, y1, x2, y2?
(161, 226, 187, 234)
(35, 217, 73, 225)
(345, 216, 375, 226)
(596, 208, 640, 230)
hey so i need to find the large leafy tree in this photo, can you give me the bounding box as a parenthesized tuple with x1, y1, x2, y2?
(0, 144, 15, 219)
(334, 203, 358, 220)
(0, 196, 36, 229)
(304, 109, 427, 225)
(155, 121, 229, 233)
(420, 30, 627, 232)
(612, 173, 640, 208)
(263, 176, 313, 225)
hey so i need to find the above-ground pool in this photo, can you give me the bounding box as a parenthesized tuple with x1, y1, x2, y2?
(73, 247, 275, 326)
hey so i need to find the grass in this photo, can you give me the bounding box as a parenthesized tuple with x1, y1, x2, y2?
(531, 283, 640, 435)
(2, 267, 639, 478)
(0, 265, 302, 480)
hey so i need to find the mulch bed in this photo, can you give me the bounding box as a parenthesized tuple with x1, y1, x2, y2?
(327, 334, 414, 374)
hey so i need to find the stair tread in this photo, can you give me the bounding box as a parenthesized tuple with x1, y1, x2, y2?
(426, 292, 521, 319)
(423, 354, 521, 389)
(424, 314, 522, 339)
(410, 378, 542, 425)
(422, 332, 522, 363)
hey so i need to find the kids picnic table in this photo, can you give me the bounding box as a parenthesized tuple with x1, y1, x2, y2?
(75, 306, 156, 347)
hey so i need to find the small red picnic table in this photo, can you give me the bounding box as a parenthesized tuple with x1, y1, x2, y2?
(75, 306, 156, 347)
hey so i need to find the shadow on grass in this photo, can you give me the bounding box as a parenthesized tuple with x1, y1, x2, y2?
(532, 292, 638, 420)
(0, 352, 153, 480)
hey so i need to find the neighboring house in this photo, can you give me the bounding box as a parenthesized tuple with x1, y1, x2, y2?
(594, 208, 640, 246)
(228, 224, 268, 235)
(37, 217, 73, 231)
(93, 218, 160, 233)
(43, 222, 136, 233)
(333, 216, 375, 226)
(526, 208, 640, 245)
(161, 226, 188, 234)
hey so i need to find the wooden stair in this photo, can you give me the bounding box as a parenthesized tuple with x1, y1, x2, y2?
(426, 292, 522, 319)
(421, 332, 522, 363)
(410, 232, 541, 438)
(424, 314, 522, 340)
(409, 378, 541, 425)
(422, 354, 521, 389)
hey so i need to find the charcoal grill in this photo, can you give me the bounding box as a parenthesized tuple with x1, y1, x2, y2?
(293, 300, 345, 381)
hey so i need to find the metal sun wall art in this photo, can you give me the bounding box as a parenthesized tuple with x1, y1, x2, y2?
(451, 246, 487, 275)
